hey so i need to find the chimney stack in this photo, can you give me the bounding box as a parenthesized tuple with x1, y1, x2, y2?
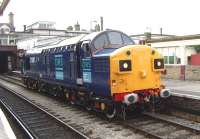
(160, 28, 163, 36)
(23, 25, 26, 32)
(8, 12, 14, 27)
(74, 21, 80, 31)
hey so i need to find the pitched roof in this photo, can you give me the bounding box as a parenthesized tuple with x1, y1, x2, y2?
(0, 23, 15, 31)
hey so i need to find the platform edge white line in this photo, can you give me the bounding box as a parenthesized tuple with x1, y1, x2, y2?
(0, 109, 16, 139)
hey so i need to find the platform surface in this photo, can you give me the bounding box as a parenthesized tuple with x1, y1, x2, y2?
(0, 108, 16, 139)
(163, 79, 200, 96)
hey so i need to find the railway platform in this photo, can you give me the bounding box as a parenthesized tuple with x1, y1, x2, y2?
(0, 108, 16, 139)
(163, 79, 200, 97)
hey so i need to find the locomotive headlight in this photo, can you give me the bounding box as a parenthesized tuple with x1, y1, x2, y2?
(119, 60, 132, 72)
(154, 58, 164, 70)
(123, 63, 128, 69)
(157, 61, 161, 67)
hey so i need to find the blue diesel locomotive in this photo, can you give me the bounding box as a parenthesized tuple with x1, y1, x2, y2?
(22, 30, 170, 119)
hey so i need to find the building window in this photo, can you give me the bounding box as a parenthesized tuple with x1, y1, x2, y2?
(168, 47, 175, 64)
(156, 47, 181, 65)
(164, 56, 168, 64)
(9, 40, 15, 45)
(175, 47, 181, 64)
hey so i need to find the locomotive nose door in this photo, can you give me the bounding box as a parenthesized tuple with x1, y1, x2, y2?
(76, 41, 91, 85)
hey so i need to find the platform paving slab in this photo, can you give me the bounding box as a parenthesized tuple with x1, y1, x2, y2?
(163, 79, 200, 97)
(0, 108, 16, 139)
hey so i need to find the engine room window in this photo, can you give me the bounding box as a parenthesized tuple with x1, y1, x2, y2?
(108, 32, 123, 45)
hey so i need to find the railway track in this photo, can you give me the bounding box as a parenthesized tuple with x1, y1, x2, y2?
(1, 74, 200, 139)
(121, 112, 200, 139)
(1, 74, 25, 87)
(0, 75, 147, 139)
(0, 85, 89, 139)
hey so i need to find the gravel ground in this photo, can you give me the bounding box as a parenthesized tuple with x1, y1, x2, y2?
(0, 78, 148, 139)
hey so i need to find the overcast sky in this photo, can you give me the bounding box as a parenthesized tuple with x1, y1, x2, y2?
(0, 0, 200, 35)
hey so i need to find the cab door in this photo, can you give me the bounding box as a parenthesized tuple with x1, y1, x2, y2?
(76, 41, 91, 85)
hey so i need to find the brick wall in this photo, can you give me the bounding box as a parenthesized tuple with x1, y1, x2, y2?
(191, 54, 200, 65)
(162, 65, 200, 81)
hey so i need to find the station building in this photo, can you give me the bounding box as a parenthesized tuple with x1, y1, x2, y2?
(150, 35, 200, 66)
(0, 12, 17, 73)
(131, 33, 200, 81)
(0, 13, 89, 73)
(150, 36, 200, 81)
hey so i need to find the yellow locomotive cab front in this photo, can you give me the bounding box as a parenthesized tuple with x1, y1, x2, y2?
(110, 45, 167, 103)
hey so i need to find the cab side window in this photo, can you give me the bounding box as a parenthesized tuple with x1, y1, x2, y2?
(82, 43, 91, 57)
(108, 32, 123, 45)
(93, 34, 109, 52)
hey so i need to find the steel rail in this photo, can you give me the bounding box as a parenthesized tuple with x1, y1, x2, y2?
(0, 82, 89, 139)
(0, 99, 35, 139)
(2, 74, 200, 138)
(119, 120, 163, 139)
(143, 112, 200, 133)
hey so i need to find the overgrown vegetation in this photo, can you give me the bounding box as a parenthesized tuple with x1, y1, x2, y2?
(191, 45, 200, 53)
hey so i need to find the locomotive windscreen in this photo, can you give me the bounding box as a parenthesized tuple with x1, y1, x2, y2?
(91, 30, 134, 53)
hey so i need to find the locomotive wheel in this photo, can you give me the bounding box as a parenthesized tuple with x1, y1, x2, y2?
(69, 94, 75, 105)
(38, 83, 42, 93)
(105, 105, 117, 119)
(86, 106, 92, 111)
(65, 92, 70, 102)
(26, 79, 30, 89)
(70, 100, 75, 105)
(86, 102, 92, 111)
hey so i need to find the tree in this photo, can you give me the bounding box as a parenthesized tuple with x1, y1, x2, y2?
(191, 45, 200, 53)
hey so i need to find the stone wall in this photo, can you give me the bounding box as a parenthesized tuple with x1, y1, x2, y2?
(185, 65, 200, 81)
(162, 65, 200, 81)
(162, 65, 180, 80)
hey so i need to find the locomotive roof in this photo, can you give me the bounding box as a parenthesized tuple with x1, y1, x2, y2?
(25, 30, 133, 55)
(26, 34, 85, 55)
